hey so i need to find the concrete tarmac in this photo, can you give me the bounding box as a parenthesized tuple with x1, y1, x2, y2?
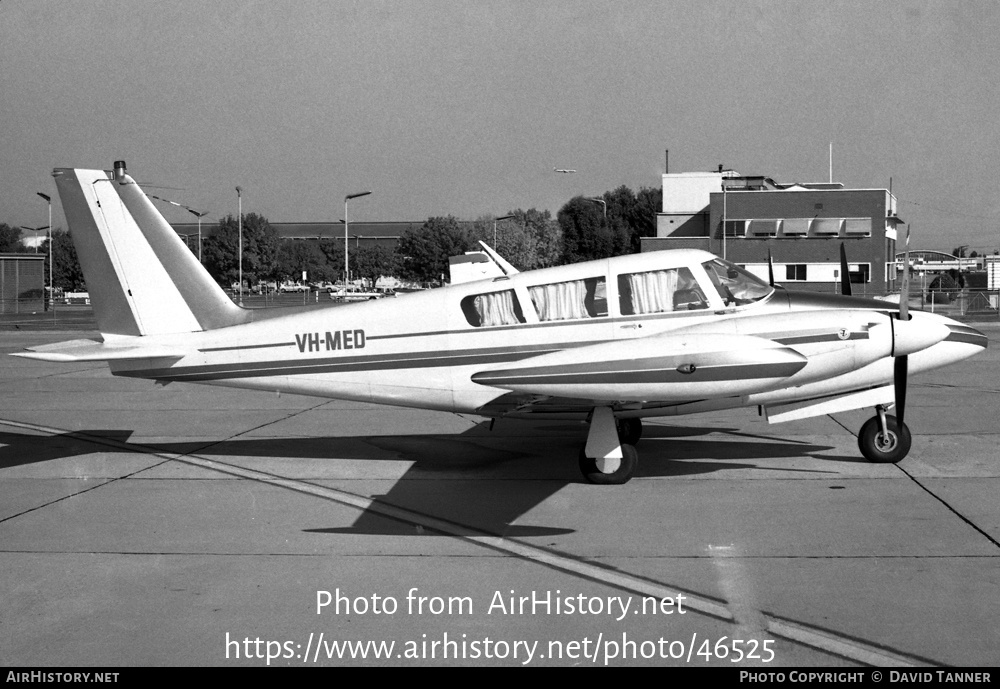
(1, 325, 998, 667)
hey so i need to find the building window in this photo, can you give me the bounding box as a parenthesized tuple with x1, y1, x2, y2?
(461, 290, 525, 327)
(528, 277, 607, 321)
(849, 264, 870, 284)
(747, 219, 779, 237)
(885, 261, 897, 283)
(618, 267, 708, 315)
(722, 220, 746, 237)
(844, 218, 872, 236)
(812, 218, 843, 235)
(780, 218, 810, 236)
(785, 264, 807, 281)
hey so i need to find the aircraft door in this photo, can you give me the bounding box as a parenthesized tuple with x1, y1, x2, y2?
(615, 267, 711, 339)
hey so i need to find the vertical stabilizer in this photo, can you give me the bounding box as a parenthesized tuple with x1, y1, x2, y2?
(53, 164, 251, 336)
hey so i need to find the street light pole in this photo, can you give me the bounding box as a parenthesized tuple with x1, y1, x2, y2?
(344, 191, 372, 290)
(722, 176, 727, 260)
(186, 208, 209, 262)
(37, 193, 52, 311)
(236, 186, 243, 306)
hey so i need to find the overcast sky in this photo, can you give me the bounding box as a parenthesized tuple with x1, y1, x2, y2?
(2, 1, 999, 252)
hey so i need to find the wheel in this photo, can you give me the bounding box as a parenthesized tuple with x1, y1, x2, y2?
(858, 415, 911, 464)
(579, 444, 638, 485)
(616, 417, 643, 445)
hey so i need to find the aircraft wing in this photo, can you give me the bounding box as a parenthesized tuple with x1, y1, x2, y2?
(12, 338, 185, 363)
(472, 331, 806, 403)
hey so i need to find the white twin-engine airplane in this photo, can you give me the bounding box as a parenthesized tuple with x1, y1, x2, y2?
(16, 162, 987, 484)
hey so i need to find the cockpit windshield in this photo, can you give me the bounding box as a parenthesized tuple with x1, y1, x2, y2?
(701, 258, 773, 306)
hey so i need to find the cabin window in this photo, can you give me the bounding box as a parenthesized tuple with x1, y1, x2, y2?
(461, 289, 525, 327)
(618, 267, 708, 315)
(528, 277, 607, 321)
(702, 258, 773, 306)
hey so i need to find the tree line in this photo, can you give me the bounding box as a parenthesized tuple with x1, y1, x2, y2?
(0, 183, 662, 291)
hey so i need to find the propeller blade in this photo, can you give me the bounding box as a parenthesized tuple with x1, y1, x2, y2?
(899, 225, 911, 322)
(767, 248, 775, 286)
(839, 243, 852, 296)
(892, 226, 914, 429)
(894, 354, 908, 428)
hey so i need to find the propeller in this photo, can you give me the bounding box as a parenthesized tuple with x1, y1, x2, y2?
(894, 225, 912, 428)
(839, 243, 852, 296)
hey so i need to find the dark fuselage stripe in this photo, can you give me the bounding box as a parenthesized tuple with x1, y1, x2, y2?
(945, 329, 989, 347)
(775, 332, 868, 345)
(200, 341, 296, 352)
(119, 348, 561, 381)
(472, 362, 805, 386)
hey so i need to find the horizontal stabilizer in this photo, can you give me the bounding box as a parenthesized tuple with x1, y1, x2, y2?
(12, 338, 185, 363)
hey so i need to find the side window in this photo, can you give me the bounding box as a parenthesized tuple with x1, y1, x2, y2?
(461, 290, 525, 327)
(528, 277, 607, 321)
(702, 258, 772, 306)
(618, 267, 708, 315)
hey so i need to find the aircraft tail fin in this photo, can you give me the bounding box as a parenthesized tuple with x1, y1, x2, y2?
(52, 163, 251, 336)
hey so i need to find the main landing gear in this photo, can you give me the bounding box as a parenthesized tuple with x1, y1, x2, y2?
(858, 404, 911, 464)
(578, 408, 643, 484)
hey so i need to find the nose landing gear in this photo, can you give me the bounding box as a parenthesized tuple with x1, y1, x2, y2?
(858, 405, 911, 464)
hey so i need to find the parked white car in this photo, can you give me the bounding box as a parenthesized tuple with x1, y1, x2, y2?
(330, 286, 385, 302)
(279, 282, 310, 293)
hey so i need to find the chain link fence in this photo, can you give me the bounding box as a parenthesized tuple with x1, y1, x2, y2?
(914, 288, 1000, 320)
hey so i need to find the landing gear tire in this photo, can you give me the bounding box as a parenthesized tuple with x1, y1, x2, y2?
(858, 415, 911, 464)
(579, 444, 638, 485)
(616, 417, 643, 446)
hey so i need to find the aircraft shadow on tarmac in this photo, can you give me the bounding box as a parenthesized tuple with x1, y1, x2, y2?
(3, 422, 843, 538)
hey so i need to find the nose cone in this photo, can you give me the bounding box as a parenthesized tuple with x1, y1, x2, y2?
(892, 315, 951, 356)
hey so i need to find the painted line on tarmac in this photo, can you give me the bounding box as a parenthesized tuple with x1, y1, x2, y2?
(1, 417, 931, 667)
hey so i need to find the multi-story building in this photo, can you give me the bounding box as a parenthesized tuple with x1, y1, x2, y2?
(642, 170, 905, 295)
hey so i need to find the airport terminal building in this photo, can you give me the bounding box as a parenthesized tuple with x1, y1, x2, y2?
(642, 171, 904, 295)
